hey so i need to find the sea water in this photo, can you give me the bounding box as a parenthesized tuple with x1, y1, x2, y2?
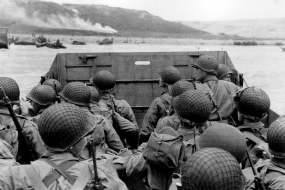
(1, 43, 285, 115)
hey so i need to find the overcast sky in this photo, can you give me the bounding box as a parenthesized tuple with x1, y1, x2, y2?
(42, 0, 285, 21)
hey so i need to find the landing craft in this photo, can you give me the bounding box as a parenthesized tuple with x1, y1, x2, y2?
(0, 27, 9, 49)
(41, 51, 279, 128)
(99, 38, 113, 45)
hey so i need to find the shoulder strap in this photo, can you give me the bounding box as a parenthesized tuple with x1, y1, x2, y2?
(70, 163, 92, 190)
(42, 159, 78, 188)
(40, 158, 77, 185)
(23, 165, 49, 190)
(160, 94, 171, 116)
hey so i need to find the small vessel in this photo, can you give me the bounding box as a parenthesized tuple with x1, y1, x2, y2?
(72, 41, 86, 45)
(99, 38, 113, 45)
(0, 27, 9, 49)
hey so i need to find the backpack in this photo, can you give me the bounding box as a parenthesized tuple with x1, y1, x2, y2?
(142, 132, 184, 169)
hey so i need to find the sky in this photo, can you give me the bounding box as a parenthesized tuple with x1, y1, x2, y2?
(42, 0, 285, 21)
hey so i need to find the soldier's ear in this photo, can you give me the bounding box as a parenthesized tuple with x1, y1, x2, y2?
(11, 129, 18, 144)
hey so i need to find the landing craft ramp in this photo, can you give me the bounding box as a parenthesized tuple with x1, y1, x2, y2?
(44, 51, 279, 128)
(0, 27, 9, 49)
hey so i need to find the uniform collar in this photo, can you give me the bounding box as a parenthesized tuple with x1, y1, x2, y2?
(202, 75, 218, 83)
(239, 121, 264, 129)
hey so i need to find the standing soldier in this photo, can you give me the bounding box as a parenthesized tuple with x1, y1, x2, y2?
(58, 82, 124, 154)
(243, 116, 285, 189)
(22, 85, 57, 124)
(92, 70, 139, 150)
(192, 55, 240, 123)
(217, 64, 233, 82)
(0, 77, 45, 164)
(140, 66, 181, 143)
(0, 103, 128, 190)
(235, 87, 270, 168)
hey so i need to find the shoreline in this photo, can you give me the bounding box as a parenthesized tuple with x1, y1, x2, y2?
(8, 33, 285, 46)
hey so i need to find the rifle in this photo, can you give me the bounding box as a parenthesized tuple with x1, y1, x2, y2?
(0, 86, 35, 162)
(109, 93, 123, 142)
(53, 81, 61, 103)
(246, 148, 266, 190)
(90, 140, 103, 190)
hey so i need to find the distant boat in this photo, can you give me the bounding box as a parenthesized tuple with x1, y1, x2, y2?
(36, 40, 66, 49)
(99, 38, 113, 45)
(0, 27, 9, 49)
(72, 41, 86, 45)
(14, 41, 36, 45)
(281, 47, 285, 52)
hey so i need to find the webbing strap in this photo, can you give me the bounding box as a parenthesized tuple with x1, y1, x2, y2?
(41, 158, 77, 185)
(70, 164, 92, 190)
(42, 160, 78, 187)
(23, 165, 49, 190)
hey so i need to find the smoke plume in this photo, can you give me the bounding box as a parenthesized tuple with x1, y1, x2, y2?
(0, 0, 117, 33)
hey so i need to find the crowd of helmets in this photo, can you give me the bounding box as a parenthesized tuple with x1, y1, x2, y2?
(0, 54, 284, 190)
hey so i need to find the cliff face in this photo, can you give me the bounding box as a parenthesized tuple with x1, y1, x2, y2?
(0, 0, 213, 38)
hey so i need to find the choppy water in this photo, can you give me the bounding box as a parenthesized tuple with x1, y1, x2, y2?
(1, 43, 285, 115)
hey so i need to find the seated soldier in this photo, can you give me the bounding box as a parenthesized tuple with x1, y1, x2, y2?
(235, 87, 270, 168)
(92, 70, 139, 150)
(140, 66, 181, 143)
(22, 85, 57, 124)
(217, 64, 233, 82)
(0, 77, 45, 164)
(181, 148, 245, 190)
(155, 80, 194, 133)
(243, 116, 285, 189)
(0, 103, 128, 190)
(58, 82, 124, 155)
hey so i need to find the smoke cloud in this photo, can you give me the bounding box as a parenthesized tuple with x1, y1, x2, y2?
(0, 0, 117, 33)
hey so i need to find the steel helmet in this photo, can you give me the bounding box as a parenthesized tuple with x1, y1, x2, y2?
(236, 87, 270, 120)
(173, 90, 212, 123)
(181, 148, 245, 190)
(42, 79, 62, 92)
(197, 123, 247, 163)
(88, 86, 100, 103)
(59, 82, 91, 107)
(192, 55, 219, 76)
(267, 116, 285, 158)
(217, 64, 232, 79)
(0, 77, 20, 104)
(38, 103, 93, 150)
(170, 80, 195, 98)
(159, 66, 181, 85)
(26, 85, 56, 106)
(93, 70, 116, 91)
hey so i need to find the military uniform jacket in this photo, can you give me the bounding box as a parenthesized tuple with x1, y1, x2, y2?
(0, 138, 18, 167)
(243, 159, 285, 190)
(0, 150, 128, 190)
(0, 107, 46, 164)
(141, 91, 172, 137)
(202, 75, 240, 120)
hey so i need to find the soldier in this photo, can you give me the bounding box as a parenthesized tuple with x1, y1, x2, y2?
(243, 116, 285, 189)
(235, 87, 270, 168)
(140, 66, 181, 143)
(42, 79, 62, 92)
(0, 77, 45, 164)
(0, 103, 128, 190)
(155, 80, 194, 133)
(92, 70, 139, 150)
(58, 82, 124, 154)
(22, 85, 57, 124)
(217, 64, 232, 82)
(181, 148, 245, 190)
(197, 123, 247, 163)
(192, 55, 240, 123)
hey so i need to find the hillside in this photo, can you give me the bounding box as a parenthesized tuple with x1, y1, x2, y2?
(0, 0, 224, 38)
(182, 19, 285, 39)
